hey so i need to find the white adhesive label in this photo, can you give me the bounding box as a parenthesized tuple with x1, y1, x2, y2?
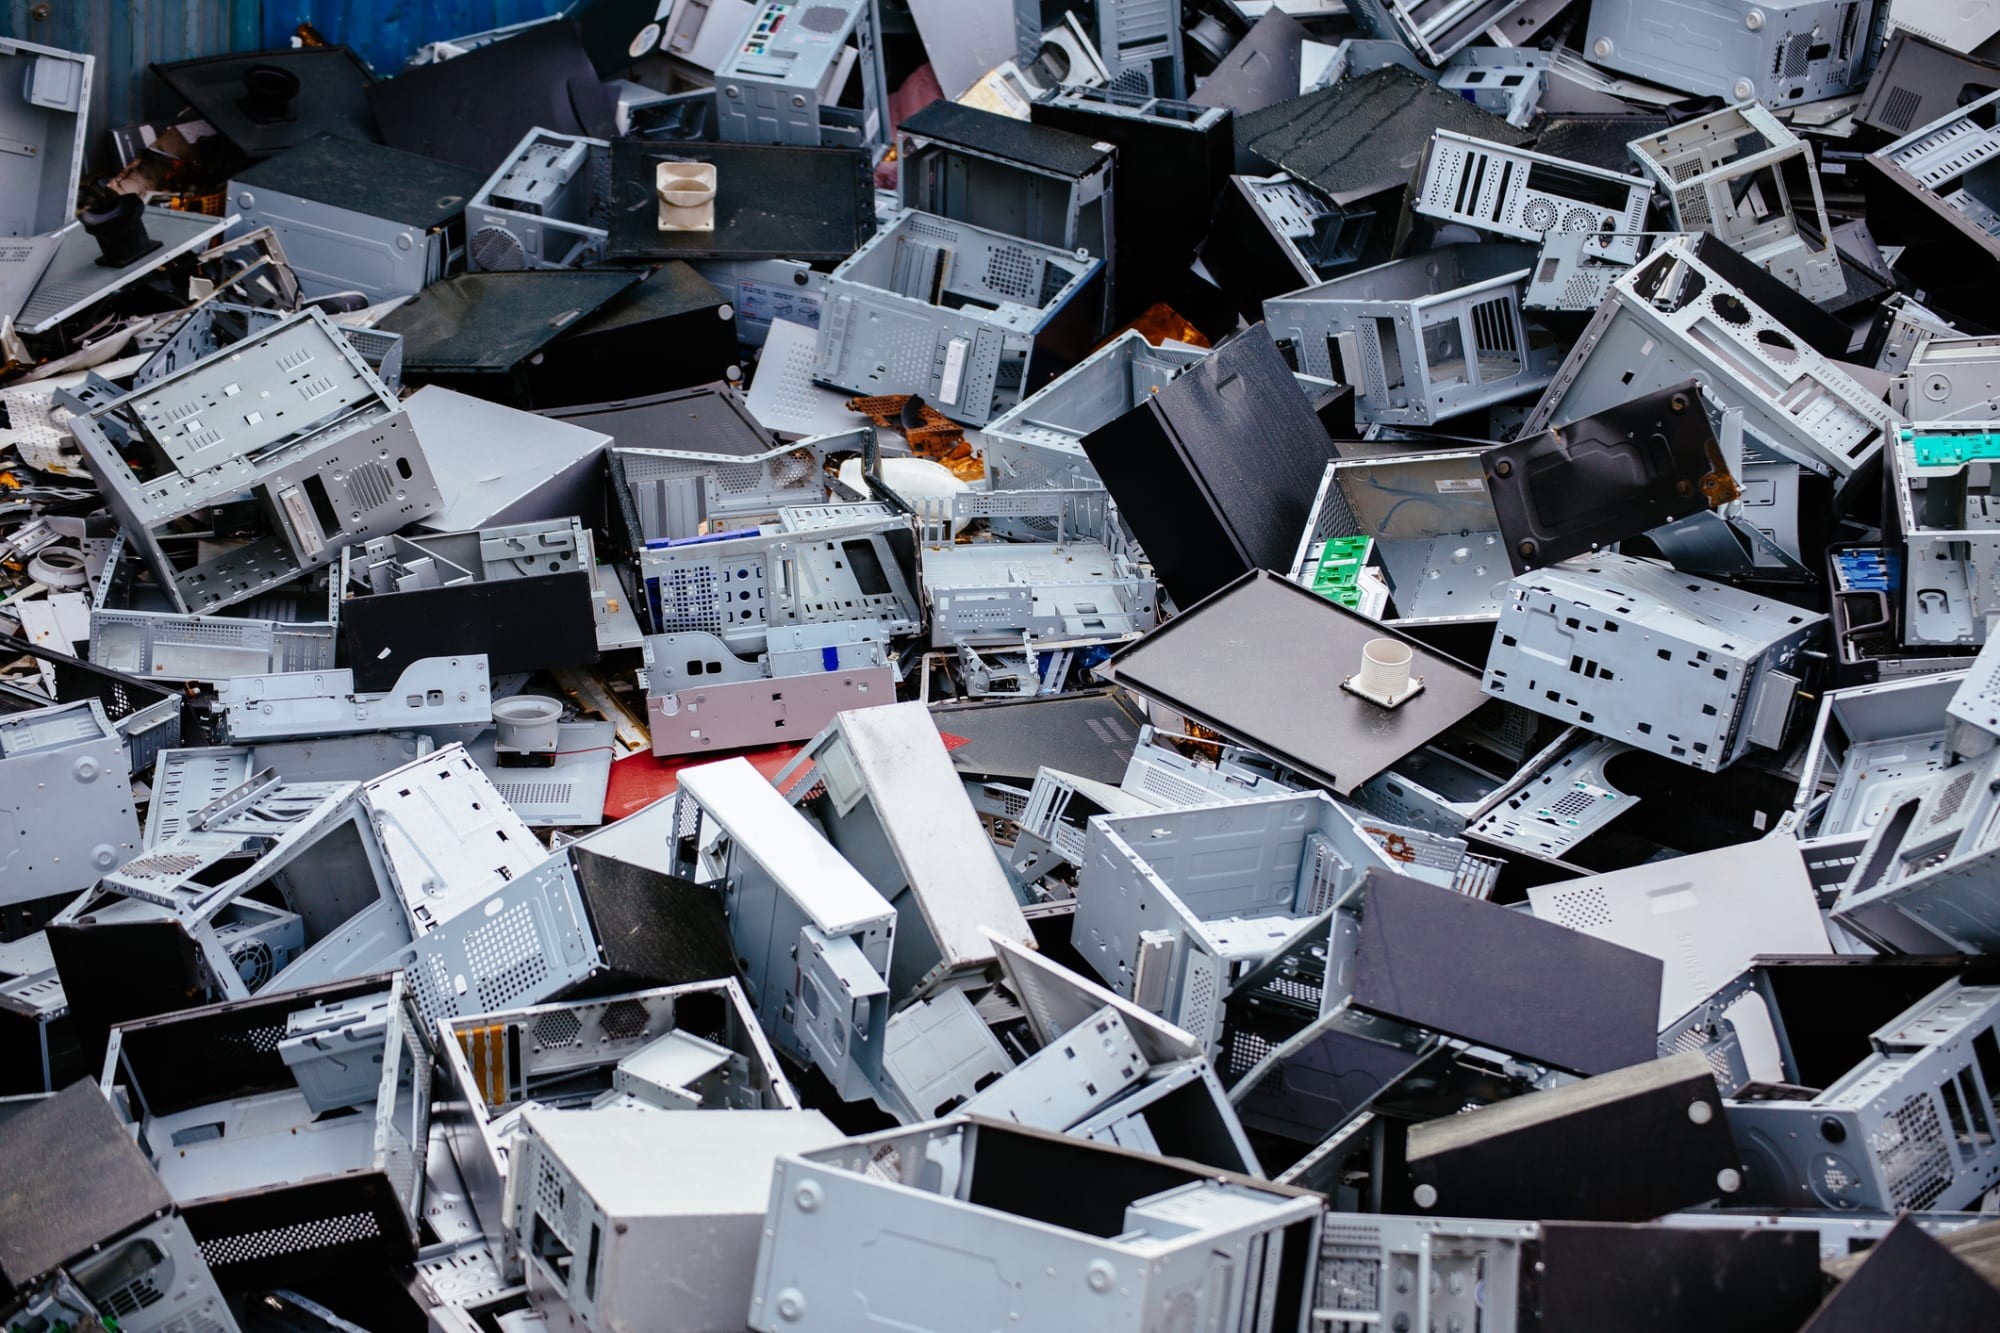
(738, 279, 822, 330)
(1434, 478, 1484, 493)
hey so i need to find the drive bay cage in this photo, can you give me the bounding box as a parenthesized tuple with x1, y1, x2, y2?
(812, 208, 1105, 427)
(1263, 243, 1558, 426)
(436, 979, 801, 1247)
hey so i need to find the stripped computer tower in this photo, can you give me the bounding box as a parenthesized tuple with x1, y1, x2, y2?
(1865, 87, 2000, 311)
(635, 504, 920, 655)
(1264, 243, 1559, 426)
(1030, 85, 1233, 318)
(514, 1109, 844, 1333)
(1832, 740, 2000, 955)
(1094, 0, 1186, 97)
(915, 490, 1158, 650)
(1891, 423, 2000, 647)
(1583, 0, 1883, 106)
(132, 299, 404, 391)
(747, 1118, 1323, 1333)
(896, 100, 1117, 329)
(103, 974, 431, 1289)
(608, 429, 833, 548)
(437, 979, 800, 1248)
(1071, 790, 1471, 1052)
(1893, 334, 2000, 421)
(1627, 103, 1845, 302)
(674, 756, 899, 1102)
(1725, 977, 2000, 1213)
(1345, 0, 1536, 64)
(980, 330, 1203, 497)
(0, 35, 90, 240)
(713, 0, 890, 160)
(464, 126, 611, 271)
(1201, 173, 1378, 314)
(1309, 1213, 1823, 1333)
(69, 306, 445, 616)
(1482, 553, 1826, 773)
(812, 208, 1105, 426)
(1438, 45, 1547, 127)
(0, 632, 184, 778)
(775, 703, 1035, 1003)
(1413, 133, 1652, 263)
(226, 133, 486, 302)
(641, 621, 895, 757)
(1523, 237, 1892, 482)
(337, 517, 605, 690)
(0, 1081, 237, 1333)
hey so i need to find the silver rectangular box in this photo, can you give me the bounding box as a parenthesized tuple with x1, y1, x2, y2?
(1583, 0, 1882, 106)
(515, 1109, 844, 1333)
(677, 756, 898, 1102)
(1482, 553, 1825, 772)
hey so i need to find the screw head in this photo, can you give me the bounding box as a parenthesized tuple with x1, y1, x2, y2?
(1688, 1101, 1714, 1125)
(1086, 1259, 1116, 1292)
(1413, 1183, 1438, 1208)
(793, 1180, 822, 1212)
(1494, 459, 1513, 477)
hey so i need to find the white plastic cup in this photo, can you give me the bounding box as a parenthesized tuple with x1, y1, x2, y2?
(1356, 638, 1413, 699)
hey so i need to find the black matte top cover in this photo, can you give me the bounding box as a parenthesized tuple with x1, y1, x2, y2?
(1101, 571, 1489, 794)
(232, 133, 486, 229)
(1406, 1052, 1741, 1221)
(1081, 324, 1336, 607)
(1237, 67, 1531, 205)
(606, 140, 877, 262)
(1351, 868, 1665, 1075)
(366, 20, 616, 173)
(152, 46, 379, 160)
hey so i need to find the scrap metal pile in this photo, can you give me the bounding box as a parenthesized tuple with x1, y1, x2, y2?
(8, 0, 2000, 1329)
